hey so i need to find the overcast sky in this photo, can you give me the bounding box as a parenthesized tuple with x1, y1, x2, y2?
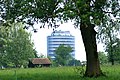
(30, 21, 105, 61)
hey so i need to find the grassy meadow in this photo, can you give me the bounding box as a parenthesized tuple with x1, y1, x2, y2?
(0, 65, 120, 80)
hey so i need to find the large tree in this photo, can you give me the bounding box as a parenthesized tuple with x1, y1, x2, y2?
(0, 0, 120, 77)
(0, 23, 35, 68)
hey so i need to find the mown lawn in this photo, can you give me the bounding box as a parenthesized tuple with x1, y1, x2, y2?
(0, 65, 120, 80)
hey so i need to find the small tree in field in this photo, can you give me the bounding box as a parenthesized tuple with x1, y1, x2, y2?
(54, 44, 73, 66)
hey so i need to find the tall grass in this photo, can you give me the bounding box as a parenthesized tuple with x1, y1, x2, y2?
(0, 65, 120, 80)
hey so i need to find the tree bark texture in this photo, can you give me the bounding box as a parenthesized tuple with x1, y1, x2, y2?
(80, 23, 103, 77)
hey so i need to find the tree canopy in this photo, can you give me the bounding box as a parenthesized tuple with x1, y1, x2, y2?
(0, 23, 35, 68)
(0, 0, 119, 28)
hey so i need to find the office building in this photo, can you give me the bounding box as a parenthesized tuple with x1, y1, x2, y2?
(47, 30, 75, 60)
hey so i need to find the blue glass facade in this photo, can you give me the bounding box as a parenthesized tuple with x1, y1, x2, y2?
(47, 30, 75, 60)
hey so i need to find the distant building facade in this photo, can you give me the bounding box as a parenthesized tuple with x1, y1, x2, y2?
(47, 30, 75, 60)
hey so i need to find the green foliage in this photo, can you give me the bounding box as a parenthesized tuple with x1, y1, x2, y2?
(0, 0, 119, 39)
(106, 38, 120, 64)
(96, 0, 120, 47)
(68, 59, 81, 66)
(33, 48, 38, 58)
(54, 44, 73, 66)
(97, 15, 120, 44)
(98, 51, 108, 64)
(113, 39, 120, 63)
(1, 0, 119, 28)
(0, 0, 63, 29)
(0, 23, 35, 68)
(74, 66, 85, 76)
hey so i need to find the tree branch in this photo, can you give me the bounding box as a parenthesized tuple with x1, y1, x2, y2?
(103, 8, 120, 14)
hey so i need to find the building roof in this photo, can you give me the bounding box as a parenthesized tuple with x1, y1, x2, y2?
(30, 58, 52, 65)
(50, 30, 73, 36)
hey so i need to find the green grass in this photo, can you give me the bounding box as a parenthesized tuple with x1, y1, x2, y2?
(0, 65, 120, 80)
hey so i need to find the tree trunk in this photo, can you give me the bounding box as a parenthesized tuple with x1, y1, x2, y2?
(109, 32, 114, 65)
(80, 22, 103, 77)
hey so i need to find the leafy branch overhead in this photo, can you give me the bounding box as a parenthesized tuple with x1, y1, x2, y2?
(0, 0, 63, 29)
(0, 0, 119, 29)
